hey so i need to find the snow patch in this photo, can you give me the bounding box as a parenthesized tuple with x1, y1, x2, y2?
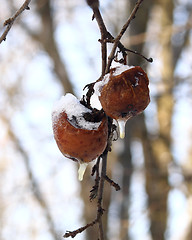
(113, 65, 134, 76)
(94, 73, 111, 96)
(94, 65, 135, 96)
(52, 93, 101, 130)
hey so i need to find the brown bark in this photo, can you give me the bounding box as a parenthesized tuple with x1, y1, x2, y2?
(183, 149, 192, 240)
(143, 1, 174, 239)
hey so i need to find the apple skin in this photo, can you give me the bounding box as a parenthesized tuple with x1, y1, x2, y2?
(52, 112, 108, 163)
(99, 66, 150, 120)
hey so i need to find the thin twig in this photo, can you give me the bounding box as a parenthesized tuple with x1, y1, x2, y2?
(87, 0, 151, 75)
(64, 219, 97, 238)
(90, 158, 101, 201)
(90, 7, 128, 72)
(104, 175, 121, 191)
(97, 153, 108, 240)
(0, 0, 31, 43)
(90, 4, 108, 76)
(106, 0, 144, 73)
(124, 48, 153, 62)
(86, 0, 108, 75)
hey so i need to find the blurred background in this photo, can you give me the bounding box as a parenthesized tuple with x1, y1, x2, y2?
(0, 0, 192, 240)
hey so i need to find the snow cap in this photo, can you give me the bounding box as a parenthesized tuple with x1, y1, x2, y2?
(52, 93, 101, 130)
(94, 65, 134, 96)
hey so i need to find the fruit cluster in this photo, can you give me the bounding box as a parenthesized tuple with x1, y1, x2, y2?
(52, 65, 150, 180)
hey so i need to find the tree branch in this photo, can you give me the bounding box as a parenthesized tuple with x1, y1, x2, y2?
(63, 117, 114, 239)
(64, 1, 148, 239)
(90, 158, 101, 201)
(0, 0, 31, 43)
(87, 0, 149, 76)
(97, 152, 108, 240)
(87, 1, 108, 76)
(106, 0, 144, 72)
(104, 175, 121, 191)
(63, 153, 109, 239)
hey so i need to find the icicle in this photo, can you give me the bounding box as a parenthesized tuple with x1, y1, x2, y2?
(117, 119, 126, 139)
(78, 162, 88, 181)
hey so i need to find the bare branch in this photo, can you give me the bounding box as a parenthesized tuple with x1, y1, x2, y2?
(63, 2, 149, 239)
(104, 175, 121, 191)
(106, 0, 144, 72)
(87, 2, 108, 76)
(64, 219, 97, 238)
(86, 0, 99, 9)
(90, 158, 101, 201)
(0, 0, 31, 44)
(124, 48, 153, 62)
(97, 153, 108, 240)
(63, 152, 108, 239)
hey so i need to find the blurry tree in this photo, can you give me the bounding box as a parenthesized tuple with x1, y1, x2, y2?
(0, 0, 192, 240)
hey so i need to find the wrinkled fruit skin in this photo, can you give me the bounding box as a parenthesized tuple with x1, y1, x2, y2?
(99, 66, 150, 120)
(52, 112, 108, 163)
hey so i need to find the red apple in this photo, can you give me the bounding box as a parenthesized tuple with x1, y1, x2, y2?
(52, 94, 108, 163)
(97, 65, 150, 120)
